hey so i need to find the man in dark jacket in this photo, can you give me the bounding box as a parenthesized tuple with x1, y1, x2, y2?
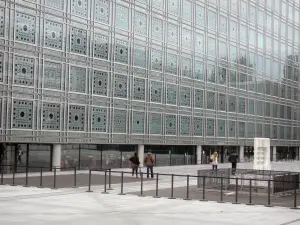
(129, 152, 140, 178)
(228, 152, 238, 175)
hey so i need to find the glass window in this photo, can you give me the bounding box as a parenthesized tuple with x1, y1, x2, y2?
(231, 0, 238, 13)
(182, 0, 192, 21)
(230, 20, 237, 39)
(288, 25, 293, 41)
(274, 18, 279, 34)
(239, 97, 246, 114)
(249, 5, 256, 23)
(258, 32, 264, 49)
(248, 99, 254, 115)
(273, 39, 279, 56)
(257, 55, 263, 71)
(274, 0, 280, 14)
(257, 77, 264, 94)
(218, 67, 227, 85)
(207, 37, 216, 56)
(266, 0, 272, 10)
(266, 14, 272, 31)
(220, 0, 228, 9)
(240, 24, 247, 42)
(217, 119, 226, 137)
(266, 58, 271, 74)
(239, 73, 247, 90)
(207, 64, 216, 83)
(266, 36, 272, 53)
(229, 70, 236, 87)
(219, 16, 227, 34)
(288, 5, 293, 21)
(247, 122, 254, 138)
(282, 1, 287, 17)
(230, 46, 237, 62)
(219, 41, 227, 60)
(248, 75, 255, 92)
(196, 5, 205, 27)
(249, 29, 256, 47)
(258, 10, 264, 27)
(240, 1, 247, 18)
(207, 91, 215, 109)
(265, 102, 271, 117)
(256, 101, 263, 116)
(208, 10, 216, 31)
(273, 104, 278, 118)
(281, 22, 286, 38)
(206, 118, 215, 136)
(295, 9, 299, 25)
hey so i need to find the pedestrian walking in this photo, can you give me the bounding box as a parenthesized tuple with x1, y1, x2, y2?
(144, 150, 154, 178)
(129, 152, 140, 178)
(210, 151, 218, 170)
(228, 152, 239, 175)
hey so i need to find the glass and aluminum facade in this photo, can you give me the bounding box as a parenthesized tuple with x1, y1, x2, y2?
(0, 0, 300, 151)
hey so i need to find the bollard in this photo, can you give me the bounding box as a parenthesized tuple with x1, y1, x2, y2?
(153, 173, 160, 198)
(11, 167, 16, 186)
(86, 170, 93, 192)
(72, 167, 78, 188)
(23, 166, 29, 187)
(38, 167, 44, 188)
(200, 176, 208, 201)
(265, 180, 273, 207)
(168, 174, 176, 199)
(183, 175, 191, 200)
(218, 176, 225, 203)
(107, 169, 113, 190)
(102, 169, 109, 194)
(246, 179, 254, 205)
(232, 177, 240, 204)
(291, 178, 300, 209)
(139, 172, 145, 197)
(118, 171, 126, 195)
(0, 165, 4, 185)
(51, 167, 58, 189)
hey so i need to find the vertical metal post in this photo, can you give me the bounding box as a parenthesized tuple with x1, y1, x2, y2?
(291, 178, 299, 209)
(11, 166, 16, 186)
(0, 164, 4, 185)
(153, 173, 160, 198)
(232, 177, 240, 204)
(139, 172, 144, 197)
(38, 167, 44, 188)
(247, 179, 254, 205)
(184, 175, 191, 200)
(72, 167, 77, 188)
(102, 169, 109, 194)
(23, 166, 29, 187)
(168, 174, 176, 199)
(51, 167, 57, 189)
(265, 180, 273, 207)
(107, 169, 113, 190)
(86, 169, 93, 192)
(200, 176, 208, 201)
(218, 176, 225, 203)
(118, 171, 125, 195)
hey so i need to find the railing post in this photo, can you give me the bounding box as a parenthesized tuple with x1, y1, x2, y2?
(102, 169, 109, 194)
(23, 166, 29, 187)
(232, 177, 240, 204)
(138, 172, 145, 197)
(291, 178, 300, 209)
(38, 167, 44, 188)
(51, 167, 57, 189)
(265, 180, 273, 207)
(0, 164, 4, 185)
(183, 175, 191, 200)
(72, 167, 78, 188)
(168, 174, 176, 199)
(86, 169, 93, 192)
(200, 176, 208, 201)
(218, 176, 225, 203)
(11, 166, 16, 186)
(246, 179, 254, 205)
(107, 169, 113, 190)
(153, 173, 160, 198)
(118, 171, 126, 195)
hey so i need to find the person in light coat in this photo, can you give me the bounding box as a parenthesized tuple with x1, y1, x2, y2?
(211, 151, 218, 170)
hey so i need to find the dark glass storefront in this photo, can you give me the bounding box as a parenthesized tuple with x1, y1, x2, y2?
(201, 146, 239, 164)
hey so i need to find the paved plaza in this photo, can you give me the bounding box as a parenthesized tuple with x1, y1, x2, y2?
(0, 162, 300, 225)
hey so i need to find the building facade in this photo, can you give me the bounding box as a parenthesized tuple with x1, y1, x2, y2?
(0, 0, 300, 171)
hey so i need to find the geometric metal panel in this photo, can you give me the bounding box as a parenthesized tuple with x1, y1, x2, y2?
(279, 125, 285, 139)
(247, 122, 254, 138)
(228, 120, 236, 137)
(12, 100, 33, 129)
(68, 105, 85, 131)
(71, 27, 87, 55)
(116, 5, 129, 30)
(113, 109, 127, 133)
(195, 34, 204, 53)
(207, 64, 216, 83)
(228, 95, 236, 112)
(134, 11, 147, 36)
(195, 61, 204, 80)
(206, 118, 215, 136)
(181, 57, 192, 78)
(70, 66, 86, 93)
(256, 100, 263, 116)
(166, 53, 177, 75)
(194, 117, 203, 136)
(133, 77, 145, 101)
(134, 45, 146, 68)
(218, 67, 226, 85)
(92, 107, 107, 132)
(180, 116, 190, 136)
(151, 49, 162, 71)
(256, 123, 263, 137)
(272, 125, 278, 139)
(15, 12, 36, 44)
(45, 0, 64, 10)
(0, 53, 3, 82)
(150, 81, 162, 103)
(71, 0, 88, 17)
(194, 89, 203, 108)
(115, 39, 128, 64)
(206, 91, 215, 110)
(95, 0, 109, 24)
(238, 97, 246, 113)
(42, 102, 60, 130)
(93, 70, 108, 96)
(196, 5, 205, 26)
(132, 111, 145, 134)
(152, 0, 163, 9)
(238, 121, 245, 138)
(168, 0, 178, 15)
(114, 74, 127, 98)
(217, 119, 226, 137)
(265, 124, 270, 138)
(165, 114, 176, 135)
(45, 20, 63, 50)
(94, 34, 108, 59)
(218, 93, 226, 111)
(248, 99, 254, 114)
(180, 86, 190, 107)
(0, 8, 3, 37)
(182, 0, 192, 21)
(44, 61, 62, 90)
(167, 23, 178, 45)
(14, 56, 34, 86)
(182, 29, 192, 49)
(149, 113, 162, 134)
(152, 17, 163, 40)
(166, 84, 177, 105)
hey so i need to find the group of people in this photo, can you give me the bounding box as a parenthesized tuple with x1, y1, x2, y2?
(210, 151, 239, 174)
(129, 150, 155, 178)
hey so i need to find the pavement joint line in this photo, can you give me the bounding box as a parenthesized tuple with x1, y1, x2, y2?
(279, 218, 300, 225)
